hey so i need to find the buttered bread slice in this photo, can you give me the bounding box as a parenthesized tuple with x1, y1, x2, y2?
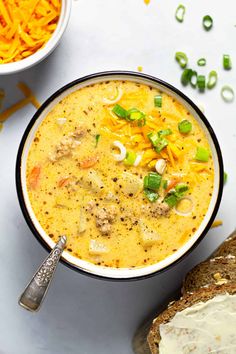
(147, 284, 236, 354)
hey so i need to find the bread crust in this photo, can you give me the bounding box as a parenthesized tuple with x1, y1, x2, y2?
(147, 283, 236, 354)
(212, 230, 236, 258)
(182, 256, 236, 294)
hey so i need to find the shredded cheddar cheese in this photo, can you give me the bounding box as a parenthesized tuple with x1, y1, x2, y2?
(0, 82, 40, 123)
(211, 220, 223, 228)
(0, 0, 61, 64)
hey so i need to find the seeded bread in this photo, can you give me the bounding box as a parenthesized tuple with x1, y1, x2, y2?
(147, 283, 236, 354)
(212, 230, 236, 258)
(182, 256, 236, 294)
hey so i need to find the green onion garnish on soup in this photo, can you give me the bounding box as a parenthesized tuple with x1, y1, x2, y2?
(178, 120, 192, 134)
(144, 172, 162, 191)
(154, 95, 162, 107)
(195, 147, 210, 162)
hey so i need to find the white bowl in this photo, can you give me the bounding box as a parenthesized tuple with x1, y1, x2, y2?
(16, 71, 224, 280)
(0, 0, 72, 75)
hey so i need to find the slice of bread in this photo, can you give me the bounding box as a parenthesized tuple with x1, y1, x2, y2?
(182, 256, 236, 294)
(212, 230, 236, 258)
(147, 283, 236, 354)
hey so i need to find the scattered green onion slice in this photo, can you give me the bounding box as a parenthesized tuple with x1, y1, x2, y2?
(197, 58, 206, 66)
(154, 95, 162, 108)
(224, 172, 228, 184)
(158, 129, 172, 136)
(195, 147, 210, 162)
(178, 119, 192, 134)
(221, 86, 234, 103)
(144, 172, 162, 191)
(95, 134, 100, 147)
(162, 180, 168, 190)
(197, 75, 206, 91)
(223, 55, 232, 70)
(112, 104, 127, 118)
(175, 52, 188, 68)
(144, 189, 159, 203)
(190, 70, 198, 88)
(175, 4, 186, 23)
(207, 70, 218, 89)
(203, 15, 213, 31)
(181, 69, 192, 86)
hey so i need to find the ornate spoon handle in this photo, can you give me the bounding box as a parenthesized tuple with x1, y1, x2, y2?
(19, 235, 67, 312)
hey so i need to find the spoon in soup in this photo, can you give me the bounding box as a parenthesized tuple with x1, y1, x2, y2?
(18, 235, 67, 312)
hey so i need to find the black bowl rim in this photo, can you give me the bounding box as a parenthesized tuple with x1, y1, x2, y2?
(15, 70, 224, 281)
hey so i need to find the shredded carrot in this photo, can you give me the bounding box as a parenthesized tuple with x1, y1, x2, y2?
(0, 82, 40, 122)
(166, 178, 180, 192)
(211, 220, 223, 228)
(0, 0, 61, 64)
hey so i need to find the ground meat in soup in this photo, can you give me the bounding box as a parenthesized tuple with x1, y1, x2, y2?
(26, 80, 214, 268)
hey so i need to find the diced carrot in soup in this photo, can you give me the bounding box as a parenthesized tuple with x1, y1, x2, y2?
(28, 166, 41, 190)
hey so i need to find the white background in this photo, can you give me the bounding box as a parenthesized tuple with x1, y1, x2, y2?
(0, 0, 236, 353)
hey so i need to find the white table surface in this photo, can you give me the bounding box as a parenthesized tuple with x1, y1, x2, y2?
(0, 0, 236, 353)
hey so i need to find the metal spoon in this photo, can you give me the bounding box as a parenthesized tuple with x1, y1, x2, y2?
(18, 235, 67, 312)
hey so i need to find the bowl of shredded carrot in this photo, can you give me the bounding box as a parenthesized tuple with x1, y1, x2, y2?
(0, 0, 71, 74)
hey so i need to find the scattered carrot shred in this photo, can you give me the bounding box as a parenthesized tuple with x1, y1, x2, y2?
(0, 0, 61, 64)
(211, 220, 223, 228)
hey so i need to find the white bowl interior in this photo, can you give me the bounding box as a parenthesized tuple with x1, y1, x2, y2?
(20, 74, 222, 279)
(0, 0, 71, 75)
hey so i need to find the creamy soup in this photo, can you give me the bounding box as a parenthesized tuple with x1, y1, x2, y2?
(26, 81, 214, 268)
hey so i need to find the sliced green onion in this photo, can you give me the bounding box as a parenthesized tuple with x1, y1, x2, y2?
(224, 172, 228, 184)
(144, 189, 159, 203)
(162, 180, 168, 190)
(154, 95, 162, 107)
(181, 69, 192, 86)
(195, 147, 210, 162)
(127, 108, 145, 121)
(207, 70, 218, 89)
(124, 151, 137, 165)
(175, 183, 189, 194)
(203, 15, 213, 31)
(112, 104, 127, 118)
(197, 75, 206, 91)
(164, 194, 178, 207)
(221, 86, 234, 103)
(178, 119, 192, 134)
(175, 52, 188, 69)
(95, 134, 100, 147)
(148, 132, 169, 152)
(190, 70, 198, 88)
(147, 132, 159, 146)
(144, 172, 162, 191)
(197, 58, 206, 66)
(175, 4, 186, 23)
(158, 129, 172, 136)
(155, 138, 168, 153)
(223, 55, 232, 70)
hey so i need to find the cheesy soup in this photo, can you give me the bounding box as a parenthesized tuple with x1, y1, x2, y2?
(26, 81, 214, 268)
